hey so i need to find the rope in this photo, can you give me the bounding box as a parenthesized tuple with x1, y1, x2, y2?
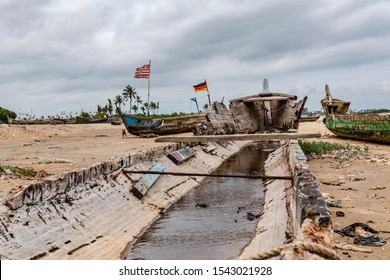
(248, 241, 341, 260)
(270, 102, 288, 112)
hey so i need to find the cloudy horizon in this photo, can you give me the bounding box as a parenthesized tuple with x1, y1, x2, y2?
(1, 0, 390, 118)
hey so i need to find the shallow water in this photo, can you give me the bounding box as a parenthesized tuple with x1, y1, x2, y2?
(125, 144, 269, 260)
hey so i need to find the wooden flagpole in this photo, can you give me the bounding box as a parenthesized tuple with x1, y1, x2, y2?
(205, 79, 211, 106)
(147, 59, 151, 117)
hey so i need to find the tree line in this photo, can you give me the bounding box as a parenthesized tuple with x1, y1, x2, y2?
(94, 85, 159, 118)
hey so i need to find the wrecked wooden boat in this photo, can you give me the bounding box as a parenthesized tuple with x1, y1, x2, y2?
(75, 117, 109, 124)
(193, 92, 307, 135)
(118, 108, 206, 136)
(0, 138, 337, 260)
(321, 85, 390, 144)
(299, 113, 321, 122)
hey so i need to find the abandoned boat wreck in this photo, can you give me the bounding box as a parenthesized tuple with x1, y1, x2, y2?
(0, 136, 337, 260)
(299, 113, 321, 122)
(321, 85, 390, 144)
(118, 91, 307, 137)
(194, 92, 307, 135)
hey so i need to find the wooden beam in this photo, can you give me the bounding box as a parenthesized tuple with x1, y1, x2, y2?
(125, 170, 293, 180)
(243, 96, 290, 102)
(155, 132, 321, 143)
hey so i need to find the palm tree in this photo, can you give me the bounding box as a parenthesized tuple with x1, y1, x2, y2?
(107, 99, 114, 116)
(122, 85, 137, 115)
(135, 95, 143, 108)
(96, 105, 103, 118)
(114, 95, 124, 112)
(149, 101, 157, 115)
(102, 105, 107, 116)
(203, 104, 209, 111)
(131, 104, 138, 115)
(143, 102, 150, 116)
(140, 106, 146, 115)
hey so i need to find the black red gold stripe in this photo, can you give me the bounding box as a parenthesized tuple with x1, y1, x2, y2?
(193, 81, 208, 92)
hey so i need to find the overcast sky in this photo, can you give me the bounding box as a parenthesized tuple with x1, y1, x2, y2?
(1, 0, 390, 117)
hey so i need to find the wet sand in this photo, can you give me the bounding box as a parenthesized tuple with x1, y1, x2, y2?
(1, 121, 389, 259)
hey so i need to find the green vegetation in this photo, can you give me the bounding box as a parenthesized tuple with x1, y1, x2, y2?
(94, 84, 187, 119)
(134, 112, 192, 119)
(356, 108, 390, 114)
(3, 165, 37, 176)
(0, 106, 17, 123)
(298, 140, 355, 155)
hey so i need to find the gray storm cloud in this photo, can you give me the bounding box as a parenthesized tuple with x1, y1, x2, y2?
(1, 0, 389, 116)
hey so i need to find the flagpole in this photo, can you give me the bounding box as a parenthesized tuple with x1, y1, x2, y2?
(147, 59, 151, 117)
(205, 79, 211, 106)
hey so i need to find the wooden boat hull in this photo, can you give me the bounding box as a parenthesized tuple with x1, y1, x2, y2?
(324, 115, 390, 144)
(299, 114, 320, 122)
(76, 117, 109, 124)
(120, 113, 206, 136)
(89, 117, 109, 123)
(321, 84, 390, 144)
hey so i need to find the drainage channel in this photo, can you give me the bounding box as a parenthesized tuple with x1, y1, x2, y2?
(124, 143, 271, 260)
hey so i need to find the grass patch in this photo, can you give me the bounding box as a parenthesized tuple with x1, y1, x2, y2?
(3, 165, 37, 176)
(298, 140, 354, 155)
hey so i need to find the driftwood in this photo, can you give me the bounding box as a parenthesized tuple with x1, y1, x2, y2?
(155, 132, 321, 143)
(335, 243, 373, 253)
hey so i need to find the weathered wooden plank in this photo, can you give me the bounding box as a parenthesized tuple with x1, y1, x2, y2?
(230, 92, 297, 102)
(167, 146, 196, 164)
(124, 170, 293, 180)
(243, 96, 290, 102)
(155, 132, 321, 143)
(239, 145, 291, 259)
(130, 162, 165, 198)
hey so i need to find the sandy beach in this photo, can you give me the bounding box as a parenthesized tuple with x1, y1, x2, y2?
(0, 121, 389, 260)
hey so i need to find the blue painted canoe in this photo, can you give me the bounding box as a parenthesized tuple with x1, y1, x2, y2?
(123, 116, 163, 128)
(117, 108, 206, 136)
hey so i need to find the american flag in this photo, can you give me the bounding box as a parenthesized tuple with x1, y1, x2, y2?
(134, 63, 150, 79)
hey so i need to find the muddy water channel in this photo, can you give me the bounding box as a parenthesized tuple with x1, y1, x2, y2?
(125, 144, 270, 260)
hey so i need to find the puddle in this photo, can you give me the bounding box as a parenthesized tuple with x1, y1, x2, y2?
(125, 144, 269, 260)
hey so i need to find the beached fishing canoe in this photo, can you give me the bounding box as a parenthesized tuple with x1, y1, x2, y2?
(117, 108, 206, 136)
(321, 85, 390, 144)
(299, 113, 321, 122)
(75, 117, 109, 124)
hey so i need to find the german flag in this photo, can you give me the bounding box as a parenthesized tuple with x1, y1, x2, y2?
(193, 81, 208, 92)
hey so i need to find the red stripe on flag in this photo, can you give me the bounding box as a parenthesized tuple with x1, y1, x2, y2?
(193, 81, 208, 92)
(134, 64, 150, 79)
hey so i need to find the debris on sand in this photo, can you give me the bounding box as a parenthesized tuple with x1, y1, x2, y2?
(335, 243, 373, 253)
(325, 198, 342, 208)
(336, 211, 345, 217)
(335, 223, 387, 247)
(195, 203, 209, 208)
(320, 179, 346, 186)
(246, 212, 261, 221)
(369, 185, 386, 190)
